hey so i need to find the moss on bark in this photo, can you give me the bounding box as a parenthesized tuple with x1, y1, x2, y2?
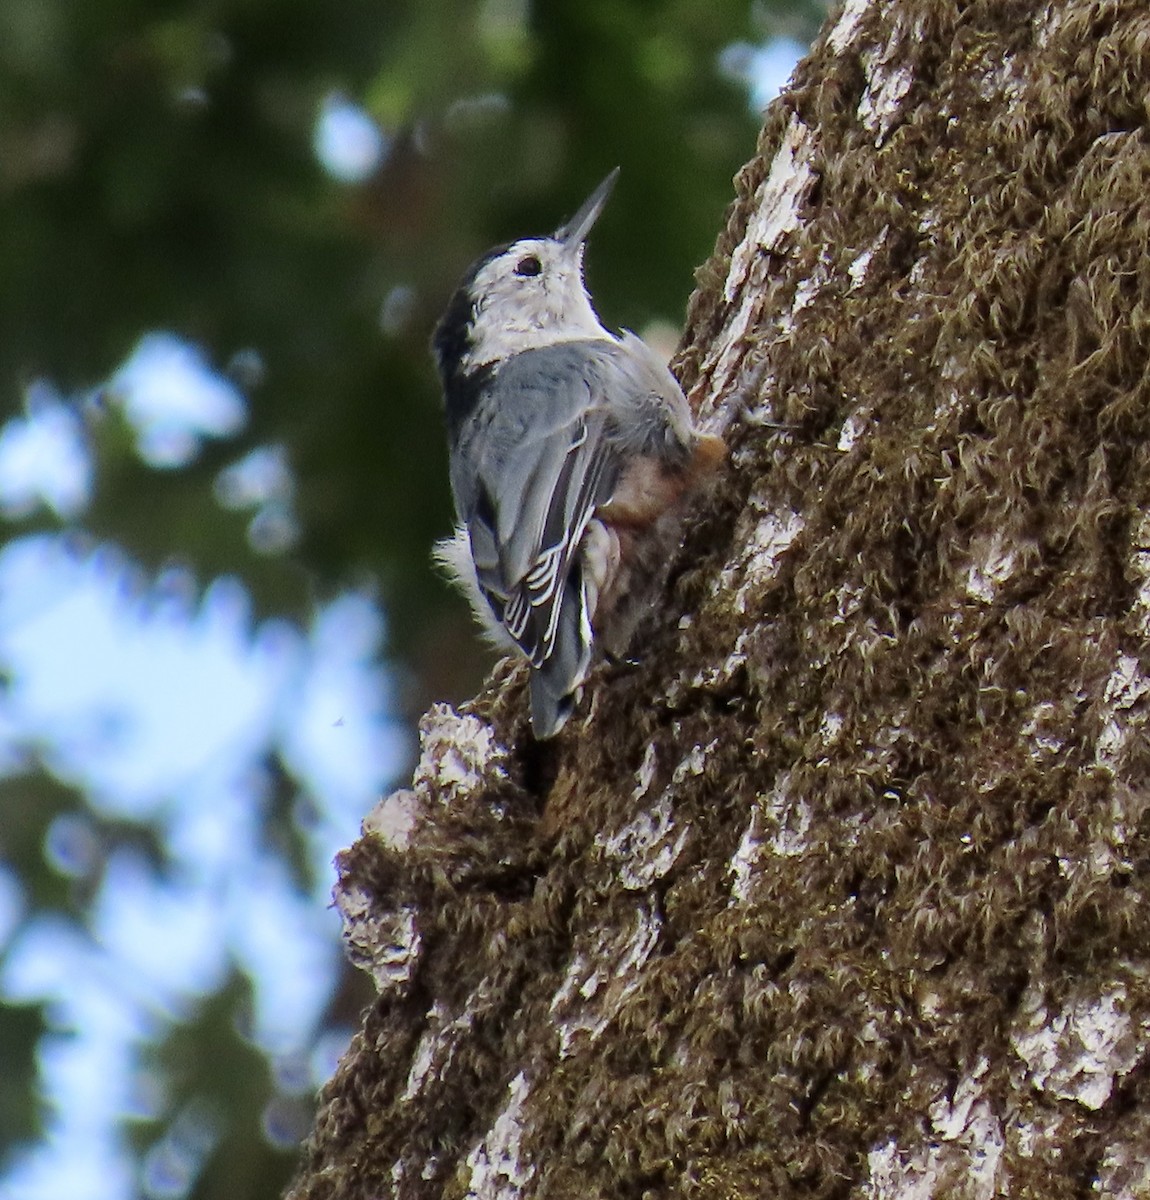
(290, 3, 1150, 1196)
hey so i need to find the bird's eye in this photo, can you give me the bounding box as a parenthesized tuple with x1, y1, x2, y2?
(514, 255, 542, 277)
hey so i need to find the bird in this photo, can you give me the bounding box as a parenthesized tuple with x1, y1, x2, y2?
(432, 168, 725, 737)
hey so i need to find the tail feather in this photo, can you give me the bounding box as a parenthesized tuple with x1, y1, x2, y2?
(528, 563, 593, 737)
(437, 523, 596, 738)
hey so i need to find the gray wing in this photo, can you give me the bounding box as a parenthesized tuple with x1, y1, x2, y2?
(450, 343, 623, 680)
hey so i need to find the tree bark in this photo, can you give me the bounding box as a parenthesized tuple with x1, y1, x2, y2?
(289, 1, 1150, 1196)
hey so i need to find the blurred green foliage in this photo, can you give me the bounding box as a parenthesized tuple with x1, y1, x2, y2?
(0, 0, 824, 1197)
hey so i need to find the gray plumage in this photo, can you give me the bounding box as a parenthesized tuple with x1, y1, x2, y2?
(432, 170, 723, 736)
(443, 335, 696, 734)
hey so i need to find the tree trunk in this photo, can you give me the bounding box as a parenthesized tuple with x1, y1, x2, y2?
(288, 1, 1150, 1196)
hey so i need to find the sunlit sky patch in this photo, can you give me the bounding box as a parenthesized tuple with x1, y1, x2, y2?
(0, 385, 91, 519)
(719, 36, 807, 110)
(110, 333, 247, 468)
(313, 93, 390, 184)
(0, 543, 284, 815)
(214, 444, 293, 512)
(215, 444, 300, 555)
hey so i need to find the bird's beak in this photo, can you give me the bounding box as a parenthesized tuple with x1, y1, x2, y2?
(556, 168, 620, 254)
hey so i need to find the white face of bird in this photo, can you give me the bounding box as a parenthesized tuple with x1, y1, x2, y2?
(460, 236, 612, 371)
(459, 168, 621, 372)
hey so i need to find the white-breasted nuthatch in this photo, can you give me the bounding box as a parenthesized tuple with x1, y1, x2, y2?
(432, 169, 725, 737)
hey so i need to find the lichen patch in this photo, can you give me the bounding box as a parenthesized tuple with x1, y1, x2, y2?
(862, 1093, 1006, 1200)
(723, 115, 818, 307)
(362, 787, 419, 850)
(700, 114, 818, 409)
(826, 0, 874, 53)
(1095, 652, 1150, 770)
(848, 227, 888, 289)
(336, 891, 421, 997)
(411, 704, 508, 801)
(717, 504, 805, 614)
(837, 411, 867, 451)
(550, 908, 662, 1059)
(963, 534, 1020, 603)
(1010, 982, 1149, 1111)
(463, 1071, 534, 1199)
(596, 793, 688, 891)
(857, 15, 920, 144)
